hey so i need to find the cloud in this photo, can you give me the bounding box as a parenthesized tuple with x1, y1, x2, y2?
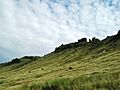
(0, 0, 120, 63)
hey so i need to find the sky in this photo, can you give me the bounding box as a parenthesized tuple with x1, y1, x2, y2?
(0, 0, 120, 63)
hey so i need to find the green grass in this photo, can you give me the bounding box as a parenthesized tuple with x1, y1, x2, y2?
(20, 72, 120, 90)
(0, 34, 120, 90)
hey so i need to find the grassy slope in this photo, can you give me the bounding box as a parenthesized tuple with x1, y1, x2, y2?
(0, 34, 120, 90)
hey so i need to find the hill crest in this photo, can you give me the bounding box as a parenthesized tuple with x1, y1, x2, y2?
(55, 30, 120, 52)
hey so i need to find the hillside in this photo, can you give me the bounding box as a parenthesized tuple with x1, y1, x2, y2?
(0, 30, 120, 90)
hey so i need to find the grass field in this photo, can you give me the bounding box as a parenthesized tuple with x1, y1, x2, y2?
(0, 32, 120, 90)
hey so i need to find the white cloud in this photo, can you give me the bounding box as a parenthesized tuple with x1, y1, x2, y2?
(0, 0, 120, 62)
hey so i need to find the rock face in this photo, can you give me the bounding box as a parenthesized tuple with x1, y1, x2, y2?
(110, 30, 120, 41)
(115, 30, 120, 39)
(78, 38, 87, 43)
(92, 37, 100, 42)
(117, 30, 120, 35)
(90, 37, 100, 45)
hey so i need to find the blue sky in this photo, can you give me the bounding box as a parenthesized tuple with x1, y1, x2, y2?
(0, 0, 120, 63)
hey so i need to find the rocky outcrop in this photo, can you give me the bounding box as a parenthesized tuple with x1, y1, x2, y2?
(78, 38, 87, 43)
(55, 38, 88, 52)
(54, 30, 120, 52)
(117, 30, 120, 35)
